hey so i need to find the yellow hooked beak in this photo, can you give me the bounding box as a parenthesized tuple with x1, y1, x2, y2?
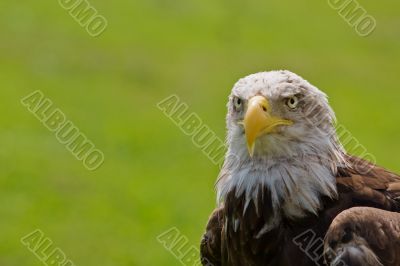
(243, 96, 293, 157)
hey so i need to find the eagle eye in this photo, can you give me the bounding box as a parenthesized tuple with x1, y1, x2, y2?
(286, 96, 299, 109)
(233, 97, 243, 111)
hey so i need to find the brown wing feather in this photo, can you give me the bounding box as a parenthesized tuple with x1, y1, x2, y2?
(324, 156, 400, 265)
(200, 207, 223, 266)
(336, 155, 400, 211)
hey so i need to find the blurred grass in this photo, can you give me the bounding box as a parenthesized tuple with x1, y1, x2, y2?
(0, 0, 399, 265)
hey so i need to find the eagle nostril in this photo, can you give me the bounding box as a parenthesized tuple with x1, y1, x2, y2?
(261, 105, 267, 112)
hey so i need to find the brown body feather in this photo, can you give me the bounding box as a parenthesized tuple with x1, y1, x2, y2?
(200, 156, 400, 266)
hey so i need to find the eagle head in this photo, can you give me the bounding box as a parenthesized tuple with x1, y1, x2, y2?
(217, 70, 347, 220)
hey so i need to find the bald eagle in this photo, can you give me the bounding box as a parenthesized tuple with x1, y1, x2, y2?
(200, 71, 400, 266)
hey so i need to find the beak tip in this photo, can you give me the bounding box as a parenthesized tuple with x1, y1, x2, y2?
(247, 143, 255, 158)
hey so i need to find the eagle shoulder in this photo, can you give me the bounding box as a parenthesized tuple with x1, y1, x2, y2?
(324, 156, 400, 265)
(336, 155, 400, 211)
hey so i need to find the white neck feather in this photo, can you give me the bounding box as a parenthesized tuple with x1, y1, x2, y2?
(216, 134, 347, 223)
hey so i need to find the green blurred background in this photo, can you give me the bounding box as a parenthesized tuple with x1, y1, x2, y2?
(1, 0, 399, 265)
